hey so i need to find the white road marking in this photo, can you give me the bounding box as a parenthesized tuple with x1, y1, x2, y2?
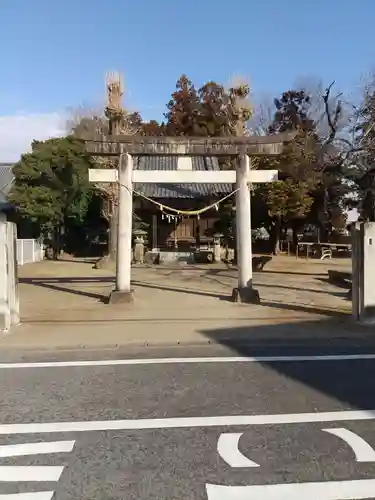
(0, 493, 54, 500)
(0, 466, 64, 482)
(1, 354, 375, 369)
(206, 479, 375, 499)
(0, 410, 375, 435)
(323, 427, 375, 462)
(217, 433, 259, 467)
(0, 440, 75, 457)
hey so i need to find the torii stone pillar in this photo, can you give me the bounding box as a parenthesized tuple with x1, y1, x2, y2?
(109, 152, 134, 304)
(232, 155, 258, 303)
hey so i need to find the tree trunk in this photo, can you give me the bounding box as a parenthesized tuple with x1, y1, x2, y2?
(317, 222, 327, 243)
(232, 215, 237, 264)
(292, 221, 299, 252)
(94, 206, 118, 269)
(272, 218, 281, 255)
(53, 226, 60, 260)
(108, 205, 118, 259)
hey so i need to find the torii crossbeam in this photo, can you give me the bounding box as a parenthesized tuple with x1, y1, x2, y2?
(84, 133, 294, 304)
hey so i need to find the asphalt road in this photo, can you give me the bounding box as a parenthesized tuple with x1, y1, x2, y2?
(1, 345, 375, 499)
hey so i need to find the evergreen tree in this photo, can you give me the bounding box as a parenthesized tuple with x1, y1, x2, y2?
(9, 136, 94, 256)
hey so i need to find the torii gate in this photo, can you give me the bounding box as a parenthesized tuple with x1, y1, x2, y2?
(85, 134, 294, 304)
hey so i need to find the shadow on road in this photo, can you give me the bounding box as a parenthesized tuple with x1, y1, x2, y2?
(20, 275, 345, 316)
(19, 276, 114, 303)
(46, 258, 99, 264)
(199, 317, 375, 411)
(19, 276, 231, 303)
(132, 280, 230, 301)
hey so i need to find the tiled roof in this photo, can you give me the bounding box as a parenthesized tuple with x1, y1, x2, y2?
(0, 157, 233, 205)
(0, 163, 14, 207)
(133, 156, 233, 198)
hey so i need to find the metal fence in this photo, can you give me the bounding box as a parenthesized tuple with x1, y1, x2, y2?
(16, 239, 44, 266)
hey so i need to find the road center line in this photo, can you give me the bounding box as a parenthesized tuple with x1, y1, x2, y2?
(1, 354, 375, 369)
(0, 410, 375, 435)
(323, 428, 375, 462)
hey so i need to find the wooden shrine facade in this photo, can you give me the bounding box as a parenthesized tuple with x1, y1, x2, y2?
(131, 155, 232, 251)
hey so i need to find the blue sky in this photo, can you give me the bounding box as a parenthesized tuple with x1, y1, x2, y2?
(0, 0, 375, 159)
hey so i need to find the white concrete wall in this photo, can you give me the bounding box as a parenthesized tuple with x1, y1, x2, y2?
(0, 214, 20, 331)
(0, 215, 7, 331)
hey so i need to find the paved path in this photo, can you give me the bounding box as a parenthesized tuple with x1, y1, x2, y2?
(1, 346, 375, 499)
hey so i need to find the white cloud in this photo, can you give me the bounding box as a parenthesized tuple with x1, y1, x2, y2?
(0, 112, 66, 162)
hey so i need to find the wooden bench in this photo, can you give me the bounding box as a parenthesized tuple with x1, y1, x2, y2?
(320, 247, 333, 260)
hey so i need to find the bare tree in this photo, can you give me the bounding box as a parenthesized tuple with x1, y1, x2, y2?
(349, 71, 375, 219)
(248, 93, 275, 136)
(66, 104, 108, 137)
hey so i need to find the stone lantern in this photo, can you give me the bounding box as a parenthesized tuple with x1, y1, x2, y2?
(213, 233, 223, 262)
(133, 229, 147, 264)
